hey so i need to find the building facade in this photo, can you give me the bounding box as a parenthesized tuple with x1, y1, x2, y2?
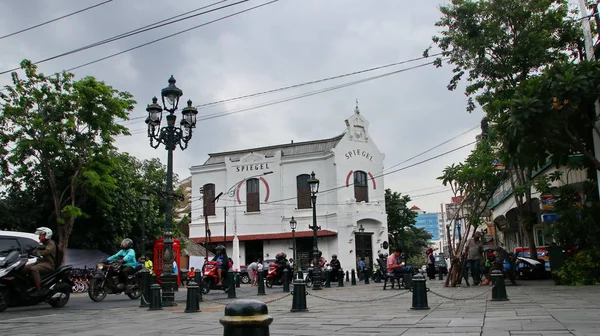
(411, 206, 441, 241)
(188, 107, 389, 271)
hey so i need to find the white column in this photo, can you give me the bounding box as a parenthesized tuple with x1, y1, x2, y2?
(233, 236, 240, 269)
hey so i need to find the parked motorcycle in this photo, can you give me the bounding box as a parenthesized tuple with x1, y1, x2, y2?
(0, 250, 73, 313)
(265, 263, 293, 288)
(88, 258, 142, 302)
(201, 261, 229, 294)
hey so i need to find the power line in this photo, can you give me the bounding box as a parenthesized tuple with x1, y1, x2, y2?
(64, 0, 281, 72)
(121, 59, 440, 136)
(0, 0, 113, 40)
(119, 53, 443, 126)
(0, 0, 249, 75)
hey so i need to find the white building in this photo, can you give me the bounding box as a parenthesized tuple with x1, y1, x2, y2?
(188, 107, 389, 271)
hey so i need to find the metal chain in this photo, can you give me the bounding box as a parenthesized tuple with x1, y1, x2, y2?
(263, 293, 292, 303)
(306, 289, 410, 303)
(427, 287, 491, 301)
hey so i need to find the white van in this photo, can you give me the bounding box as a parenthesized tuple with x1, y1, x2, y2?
(0, 231, 41, 265)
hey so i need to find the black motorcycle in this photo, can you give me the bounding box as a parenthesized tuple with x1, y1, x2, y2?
(0, 250, 73, 313)
(88, 258, 142, 302)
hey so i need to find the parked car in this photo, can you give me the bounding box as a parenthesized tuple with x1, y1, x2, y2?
(434, 255, 448, 275)
(238, 265, 250, 284)
(0, 231, 40, 264)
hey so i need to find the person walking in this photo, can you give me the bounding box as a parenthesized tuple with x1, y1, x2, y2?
(465, 232, 484, 286)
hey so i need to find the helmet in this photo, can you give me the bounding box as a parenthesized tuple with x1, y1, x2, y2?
(35, 227, 53, 240)
(378, 253, 384, 259)
(215, 245, 225, 251)
(121, 238, 133, 249)
(332, 254, 337, 258)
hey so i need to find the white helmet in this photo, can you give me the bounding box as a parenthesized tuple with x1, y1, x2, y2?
(35, 227, 53, 240)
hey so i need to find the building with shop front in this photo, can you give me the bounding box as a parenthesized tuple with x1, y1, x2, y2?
(188, 106, 389, 271)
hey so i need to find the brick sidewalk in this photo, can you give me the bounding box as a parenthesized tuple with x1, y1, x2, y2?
(2, 280, 599, 335)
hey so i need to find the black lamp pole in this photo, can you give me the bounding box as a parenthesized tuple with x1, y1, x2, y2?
(139, 195, 151, 258)
(307, 171, 322, 290)
(145, 75, 198, 307)
(289, 216, 298, 278)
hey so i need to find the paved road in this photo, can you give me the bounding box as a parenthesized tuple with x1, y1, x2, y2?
(2, 279, 599, 335)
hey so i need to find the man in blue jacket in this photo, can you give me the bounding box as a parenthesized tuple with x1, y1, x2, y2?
(107, 238, 137, 291)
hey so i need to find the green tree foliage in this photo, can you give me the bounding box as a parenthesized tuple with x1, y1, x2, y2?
(0, 60, 134, 260)
(439, 140, 504, 229)
(430, 0, 581, 258)
(384, 189, 432, 259)
(504, 60, 600, 171)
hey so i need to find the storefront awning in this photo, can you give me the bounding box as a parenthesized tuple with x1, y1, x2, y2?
(191, 230, 337, 244)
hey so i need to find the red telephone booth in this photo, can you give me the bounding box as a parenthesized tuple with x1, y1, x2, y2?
(153, 238, 181, 285)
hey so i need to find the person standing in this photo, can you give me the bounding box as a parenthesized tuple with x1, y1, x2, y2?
(465, 232, 484, 285)
(426, 248, 435, 280)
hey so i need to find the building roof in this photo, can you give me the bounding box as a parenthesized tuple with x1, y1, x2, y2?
(201, 133, 345, 166)
(410, 206, 421, 210)
(191, 230, 338, 244)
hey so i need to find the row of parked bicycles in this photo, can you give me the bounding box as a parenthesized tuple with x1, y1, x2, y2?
(68, 268, 95, 293)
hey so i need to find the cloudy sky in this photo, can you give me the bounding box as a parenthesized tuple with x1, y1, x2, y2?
(0, 0, 482, 213)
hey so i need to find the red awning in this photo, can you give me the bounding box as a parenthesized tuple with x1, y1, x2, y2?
(191, 230, 337, 244)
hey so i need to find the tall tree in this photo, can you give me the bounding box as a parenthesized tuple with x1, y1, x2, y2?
(385, 188, 417, 252)
(430, 0, 581, 257)
(0, 60, 135, 261)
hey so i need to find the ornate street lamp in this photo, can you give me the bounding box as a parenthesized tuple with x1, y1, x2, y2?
(307, 171, 322, 290)
(139, 195, 151, 257)
(289, 216, 298, 279)
(145, 75, 198, 306)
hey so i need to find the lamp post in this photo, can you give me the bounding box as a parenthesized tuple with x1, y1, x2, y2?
(139, 195, 151, 257)
(307, 171, 322, 290)
(144, 75, 198, 306)
(289, 216, 297, 278)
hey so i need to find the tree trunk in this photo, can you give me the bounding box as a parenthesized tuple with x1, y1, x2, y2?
(57, 216, 75, 265)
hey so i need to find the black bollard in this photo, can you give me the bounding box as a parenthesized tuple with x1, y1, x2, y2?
(338, 269, 344, 287)
(220, 299, 273, 336)
(346, 270, 349, 282)
(184, 282, 200, 313)
(227, 269, 237, 299)
(283, 269, 290, 293)
(194, 271, 203, 302)
(324, 269, 331, 288)
(297, 270, 303, 280)
(148, 284, 162, 311)
(438, 268, 444, 281)
(235, 271, 241, 288)
(290, 278, 308, 312)
(151, 274, 157, 285)
(410, 273, 430, 310)
(139, 268, 151, 308)
(491, 270, 509, 301)
(364, 268, 370, 285)
(351, 269, 357, 286)
(257, 270, 266, 296)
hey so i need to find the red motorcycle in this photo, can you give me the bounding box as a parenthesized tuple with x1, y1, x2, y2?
(265, 263, 292, 288)
(201, 261, 229, 294)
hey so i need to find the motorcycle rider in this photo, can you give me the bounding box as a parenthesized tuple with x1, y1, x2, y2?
(23, 227, 57, 296)
(211, 245, 228, 287)
(329, 254, 341, 281)
(107, 238, 137, 291)
(274, 252, 289, 281)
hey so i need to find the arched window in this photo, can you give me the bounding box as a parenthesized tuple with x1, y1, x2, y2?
(203, 183, 216, 216)
(246, 178, 260, 212)
(296, 174, 311, 209)
(354, 171, 368, 202)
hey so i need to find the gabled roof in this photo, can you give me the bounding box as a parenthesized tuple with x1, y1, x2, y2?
(201, 133, 345, 166)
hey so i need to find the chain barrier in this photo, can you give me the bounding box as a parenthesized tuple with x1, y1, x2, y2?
(427, 287, 491, 301)
(306, 289, 410, 303)
(263, 293, 292, 303)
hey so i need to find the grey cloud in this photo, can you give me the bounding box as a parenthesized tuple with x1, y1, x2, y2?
(0, 0, 482, 211)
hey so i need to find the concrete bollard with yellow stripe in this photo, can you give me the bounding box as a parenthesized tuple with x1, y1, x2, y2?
(220, 299, 273, 336)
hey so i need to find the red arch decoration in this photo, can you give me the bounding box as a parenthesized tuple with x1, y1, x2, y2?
(368, 172, 377, 190)
(345, 170, 354, 187)
(235, 177, 271, 204)
(346, 170, 376, 189)
(260, 177, 270, 202)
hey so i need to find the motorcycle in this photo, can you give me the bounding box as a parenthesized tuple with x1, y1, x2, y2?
(201, 261, 230, 294)
(0, 250, 73, 313)
(265, 263, 292, 288)
(88, 258, 142, 302)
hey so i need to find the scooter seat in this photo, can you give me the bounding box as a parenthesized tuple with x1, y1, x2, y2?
(40, 265, 71, 279)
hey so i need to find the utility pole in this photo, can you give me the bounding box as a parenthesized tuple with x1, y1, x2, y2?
(223, 206, 227, 244)
(578, 0, 600, 197)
